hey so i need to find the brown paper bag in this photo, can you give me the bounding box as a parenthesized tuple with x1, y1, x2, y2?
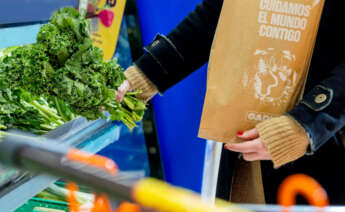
(199, 0, 325, 143)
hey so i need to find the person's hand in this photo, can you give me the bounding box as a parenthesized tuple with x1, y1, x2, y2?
(121, 65, 158, 103)
(224, 128, 272, 162)
(116, 80, 131, 102)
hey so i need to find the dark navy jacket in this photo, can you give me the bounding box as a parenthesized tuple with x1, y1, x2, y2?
(135, 0, 345, 204)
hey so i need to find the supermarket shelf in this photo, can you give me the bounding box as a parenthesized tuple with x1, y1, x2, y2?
(0, 117, 121, 212)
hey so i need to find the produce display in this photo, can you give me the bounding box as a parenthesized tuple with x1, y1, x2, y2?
(1, 7, 146, 209)
(0, 7, 145, 134)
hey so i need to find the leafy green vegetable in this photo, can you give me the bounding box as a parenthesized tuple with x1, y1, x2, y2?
(0, 44, 54, 95)
(37, 7, 91, 68)
(0, 48, 71, 134)
(0, 87, 63, 134)
(0, 7, 146, 130)
(36, 23, 73, 68)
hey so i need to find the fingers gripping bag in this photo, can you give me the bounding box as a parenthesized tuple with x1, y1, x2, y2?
(199, 0, 325, 143)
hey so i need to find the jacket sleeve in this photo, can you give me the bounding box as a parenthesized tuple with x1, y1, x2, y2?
(288, 61, 345, 153)
(134, 0, 223, 93)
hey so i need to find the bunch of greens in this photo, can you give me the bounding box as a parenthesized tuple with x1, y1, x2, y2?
(0, 7, 145, 130)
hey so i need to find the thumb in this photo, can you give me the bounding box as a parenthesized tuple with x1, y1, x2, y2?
(237, 128, 259, 140)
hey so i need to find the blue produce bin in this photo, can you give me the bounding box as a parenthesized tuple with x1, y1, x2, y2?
(136, 0, 207, 192)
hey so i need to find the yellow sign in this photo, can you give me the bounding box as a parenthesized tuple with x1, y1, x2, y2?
(89, 0, 127, 60)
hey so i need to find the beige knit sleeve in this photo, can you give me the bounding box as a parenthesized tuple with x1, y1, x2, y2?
(256, 115, 310, 168)
(124, 65, 158, 102)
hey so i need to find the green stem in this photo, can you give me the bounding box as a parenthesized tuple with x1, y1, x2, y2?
(31, 101, 64, 126)
(105, 102, 118, 108)
(120, 106, 133, 117)
(40, 124, 56, 131)
(54, 97, 68, 122)
(41, 110, 63, 126)
(123, 96, 135, 110)
(37, 130, 49, 134)
(32, 101, 61, 120)
(126, 90, 142, 96)
(119, 107, 136, 129)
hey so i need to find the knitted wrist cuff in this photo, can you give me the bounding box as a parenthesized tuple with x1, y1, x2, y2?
(124, 65, 158, 102)
(257, 115, 310, 168)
